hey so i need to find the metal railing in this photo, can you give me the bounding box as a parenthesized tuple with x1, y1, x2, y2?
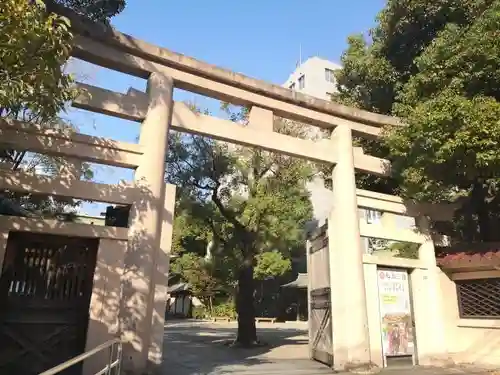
(39, 339, 122, 375)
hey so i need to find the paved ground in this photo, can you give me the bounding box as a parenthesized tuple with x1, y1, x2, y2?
(160, 320, 495, 375)
(161, 319, 329, 375)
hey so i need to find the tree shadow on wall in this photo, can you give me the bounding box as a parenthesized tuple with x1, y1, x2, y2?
(81, 180, 174, 375)
(0, 165, 174, 375)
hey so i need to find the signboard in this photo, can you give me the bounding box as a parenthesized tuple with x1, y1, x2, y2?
(377, 269, 415, 360)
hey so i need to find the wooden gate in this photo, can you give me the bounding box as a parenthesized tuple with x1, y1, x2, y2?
(307, 224, 333, 366)
(0, 232, 99, 375)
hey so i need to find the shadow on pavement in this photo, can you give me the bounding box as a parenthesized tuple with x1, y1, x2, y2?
(160, 319, 330, 374)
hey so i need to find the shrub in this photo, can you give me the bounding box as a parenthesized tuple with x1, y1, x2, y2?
(192, 306, 207, 319)
(212, 301, 237, 319)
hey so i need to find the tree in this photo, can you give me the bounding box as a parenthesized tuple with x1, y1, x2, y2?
(170, 200, 237, 311)
(48, 0, 126, 23)
(254, 250, 291, 312)
(170, 253, 219, 311)
(1, 0, 77, 122)
(1, 0, 122, 214)
(370, 239, 420, 259)
(166, 105, 313, 346)
(386, 2, 500, 241)
(333, 0, 500, 241)
(335, 0, 493, 115)
(254, 251, 291, 281)
(1, 0, 80, 214)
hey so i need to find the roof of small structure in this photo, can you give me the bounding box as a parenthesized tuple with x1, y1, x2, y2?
(436, 243, 500, 270)
(168, 282, 191, 294)
(281, 273, 308, 289)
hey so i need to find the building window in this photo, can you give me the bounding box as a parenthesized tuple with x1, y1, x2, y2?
(365, 209, 382, 224)
(325, 68, 335, 83)
(290, 83, 296, 90)
(298, 75, 305, 89)
(456, 278, 500, 318)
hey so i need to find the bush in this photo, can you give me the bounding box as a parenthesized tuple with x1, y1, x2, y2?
(212, 301, 237, 319)
(192, 306, 207, 319)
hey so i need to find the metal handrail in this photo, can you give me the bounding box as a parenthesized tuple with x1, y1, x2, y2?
(39, 339, 122, 375)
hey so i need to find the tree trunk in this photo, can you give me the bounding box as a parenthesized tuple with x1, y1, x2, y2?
(208, 296, 213, 316)
(471, 181, 492, 241)
(235, 256, 257, 346)
(462, 200, 476, 242)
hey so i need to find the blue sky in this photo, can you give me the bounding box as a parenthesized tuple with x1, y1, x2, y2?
(69, 0, 386, 215)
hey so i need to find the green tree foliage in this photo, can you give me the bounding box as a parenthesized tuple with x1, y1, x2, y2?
(1, 0, 80, 214)
(48, 0, 126, 23)
(334, 0, 500, 241)
(1, 0, 76, 122)
(167, 105, 313, 345)
(2, 0, 125, 124)
(171, 201, 237, 295)
(170, 253, 219, 303)
(388, 242, 419, 259)
(254, 251, 292, 281)
(172, 202, 212, 257)
(1, 0, 121, 215)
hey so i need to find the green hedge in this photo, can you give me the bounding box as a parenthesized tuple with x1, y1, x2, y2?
(212, 301, 237, 319)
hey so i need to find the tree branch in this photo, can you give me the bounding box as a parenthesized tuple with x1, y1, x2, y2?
(210, 179, 247, 235)
(192, 180, 214, 191)
(205, 218, 227, 246)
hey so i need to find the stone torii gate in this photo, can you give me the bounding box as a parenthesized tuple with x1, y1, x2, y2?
(0, 6, 456, 375)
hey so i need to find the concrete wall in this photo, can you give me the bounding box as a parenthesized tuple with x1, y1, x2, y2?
(83, 238, 127, 375)
(0, 72, 176, 375)
(440, 270, 500, 367)
(360, 250, 500, 369)
(358, 257, 447, 368)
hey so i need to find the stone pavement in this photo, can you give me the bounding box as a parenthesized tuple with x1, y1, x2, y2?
(160, 320, 494, 375)
(160, 320, 329, 374)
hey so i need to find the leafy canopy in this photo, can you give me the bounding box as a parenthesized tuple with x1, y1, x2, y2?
(167, 107, 313, 260)
(1, 0, 120, 214)
(333, 0, 500, 240)
(254, 251, 291, 281)
(1, 0, 77, 121)
(50, 0, 126, 22)
(168, 105, 313, 292)
(170, 252, 219, 298)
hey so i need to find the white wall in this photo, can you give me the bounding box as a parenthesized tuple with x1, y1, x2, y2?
(283, 57, 342, 226)
(283, 57, 341, 101)
(281, 56, 417, 249)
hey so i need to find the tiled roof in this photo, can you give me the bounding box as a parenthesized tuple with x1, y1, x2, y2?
(168, 282, 191, 293)
(436, 243, 500, 269)
(281, 273, 308, 289)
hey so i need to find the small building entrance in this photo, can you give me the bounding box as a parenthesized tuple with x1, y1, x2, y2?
(376, 267, 416, 368)
(0, 232, 99, 375)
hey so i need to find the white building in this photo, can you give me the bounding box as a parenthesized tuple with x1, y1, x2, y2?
(283, 56, 341, 101)
(283, 56, 415, 252)
(281, 57, 416, 252)
(282, 56, 344, 227)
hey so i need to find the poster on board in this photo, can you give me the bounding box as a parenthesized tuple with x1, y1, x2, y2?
(377, 269, 415, 358)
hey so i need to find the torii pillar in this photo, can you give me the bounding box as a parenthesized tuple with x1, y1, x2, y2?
(328, 125, 371, 371)
(121, 73, 174, 373)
